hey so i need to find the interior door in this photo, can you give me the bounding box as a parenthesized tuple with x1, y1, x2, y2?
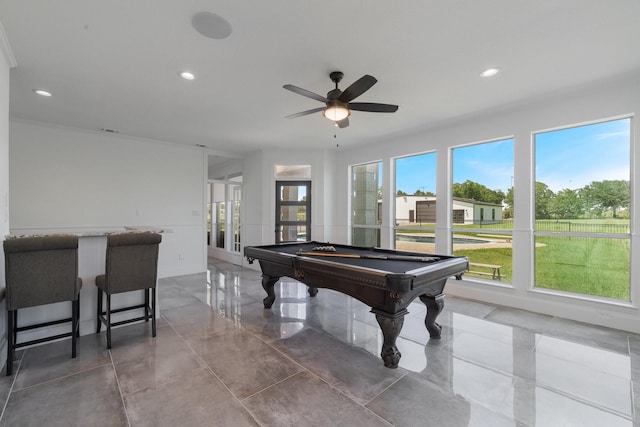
(275, 181, 311, 243)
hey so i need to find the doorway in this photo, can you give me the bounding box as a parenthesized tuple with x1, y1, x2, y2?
(275, 181, 311, 243)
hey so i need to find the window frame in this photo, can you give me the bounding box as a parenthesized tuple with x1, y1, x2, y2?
(531, 116, 633, 302)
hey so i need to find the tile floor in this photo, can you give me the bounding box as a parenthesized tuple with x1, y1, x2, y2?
(1, 258, 639, 426)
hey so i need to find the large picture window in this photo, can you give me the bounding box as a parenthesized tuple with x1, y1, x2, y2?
(351, 161, 381, 247)
(394, 152, 437, 253)
(452, 138, 514, 282)
(534, 118, 631, 300)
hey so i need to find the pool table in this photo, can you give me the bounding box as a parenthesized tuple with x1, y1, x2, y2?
(244, 241, 468, 368)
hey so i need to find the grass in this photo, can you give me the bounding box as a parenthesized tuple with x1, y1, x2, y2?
(397, 219, 631, 300)
(534, 236, 630, 300)
(454, 247, 512, 282)
(452, 236, 630, 301)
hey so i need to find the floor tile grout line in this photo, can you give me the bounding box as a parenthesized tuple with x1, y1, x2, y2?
(0, 350, 25, 422)
(108, 348, 132, 427)
(237, 319, 398, 423)
(165, 282, 396, 425)
(361, 370, 408, 407)
(178, 262, 640, 425)
(537, 378, 634, 421)
(160, 312, 265, 427)
(240, 370, 305, 401)
(438, 340, 635, 415)
(4, 359, 113, 394)
(244, 324, 397, 426)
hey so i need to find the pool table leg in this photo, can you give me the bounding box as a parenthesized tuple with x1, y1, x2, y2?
(374, 312, 405, 369)
(261, 275, 279, 308)
(419, 294, 444, 338)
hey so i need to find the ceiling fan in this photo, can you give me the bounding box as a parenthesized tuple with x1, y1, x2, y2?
(283, 71, 398, 128)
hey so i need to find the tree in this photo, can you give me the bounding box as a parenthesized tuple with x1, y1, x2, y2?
(396, 189, 408, 196)
(413, 189, 435, 196)
(503, 187, 514, 219)
(548, 188, 583, 219)
(452, 180, 504, 204)
(580, 180, 629, 218)
(535, 181, 554, 219)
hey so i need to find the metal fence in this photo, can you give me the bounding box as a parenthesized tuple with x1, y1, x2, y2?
(534, 221, 629, 234)
(470, 219, 629, 234)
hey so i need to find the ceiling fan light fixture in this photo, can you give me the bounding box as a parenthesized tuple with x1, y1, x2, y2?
(323, 105, 350, 122)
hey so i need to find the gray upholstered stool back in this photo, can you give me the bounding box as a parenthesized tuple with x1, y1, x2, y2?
(4, 235, 80, 311)
(103, 233, 161, 294)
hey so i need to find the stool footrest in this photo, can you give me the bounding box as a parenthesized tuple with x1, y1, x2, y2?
(14, 331, 75, 349)
(107, 303, 147, 315)
(109, 314, 152, 328)
(16, 316, 73, 332)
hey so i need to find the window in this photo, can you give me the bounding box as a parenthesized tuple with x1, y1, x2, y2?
(394, 152, 437, 253)
(275, 164, 311, 178)
(351, 161, 381, 246)
(209, 176, 242, 254)
(534, 118, 631, 300)
(452, 138, 514, 282)
(211, 182, 226, 249)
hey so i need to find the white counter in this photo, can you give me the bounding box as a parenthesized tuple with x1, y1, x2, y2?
(6, 225, 171, 238)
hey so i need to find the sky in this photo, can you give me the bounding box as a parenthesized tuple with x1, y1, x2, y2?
(394, 118, 630, 194)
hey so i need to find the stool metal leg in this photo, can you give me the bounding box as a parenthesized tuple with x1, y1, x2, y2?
(72, 298, 78, 358)
(152, 288, 157, 337)
(144, 289, 150, 322)
(106, 294, 112, 349)
(96, 290, 103, 334)
(6, 310, 14, 376)
(12, 311, 18, 345)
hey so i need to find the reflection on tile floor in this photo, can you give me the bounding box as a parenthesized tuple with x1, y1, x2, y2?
(1, 258, 639, 426)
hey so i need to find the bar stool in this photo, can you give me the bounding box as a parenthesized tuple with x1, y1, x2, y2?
(95, 232, 161, 349)
(3, 235, 82, 376)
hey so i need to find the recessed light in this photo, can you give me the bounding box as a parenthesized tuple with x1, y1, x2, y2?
(480, 67, 501, 78)
(180, 71, 196, 80)
(33, 89, 52, 97)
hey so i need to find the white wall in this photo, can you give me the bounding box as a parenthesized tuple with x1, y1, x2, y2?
(9, 121, 208, 278)
(0, 20, 17, 365)
(331, 72, 640, 333)
(262, 148, 336, 245)
(237, 148, 338, 269)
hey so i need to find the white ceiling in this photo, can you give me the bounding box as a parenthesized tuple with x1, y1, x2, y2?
(2, 1, 639, 162)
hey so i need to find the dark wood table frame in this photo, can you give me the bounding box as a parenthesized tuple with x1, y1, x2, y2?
(245, 241, 468, 368)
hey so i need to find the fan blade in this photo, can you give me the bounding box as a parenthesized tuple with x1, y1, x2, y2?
(337, 117, 349, 128)
(338, 75, 377, 103)
(285, 107, 325, 119)
(283, 85, 328, 103)
(348, 102, 398, 113)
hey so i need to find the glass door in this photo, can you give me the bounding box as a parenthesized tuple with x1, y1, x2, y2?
(275, 181, 311, 243)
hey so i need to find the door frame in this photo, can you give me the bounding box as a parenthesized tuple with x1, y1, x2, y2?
(275, 180, 311, 243)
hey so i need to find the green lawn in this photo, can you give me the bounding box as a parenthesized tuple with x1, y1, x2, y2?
(398, 219, 631, 300)
(534, 235, 630, 300)
(454, 247, 513, 282)
(452, 236, 630, 301)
